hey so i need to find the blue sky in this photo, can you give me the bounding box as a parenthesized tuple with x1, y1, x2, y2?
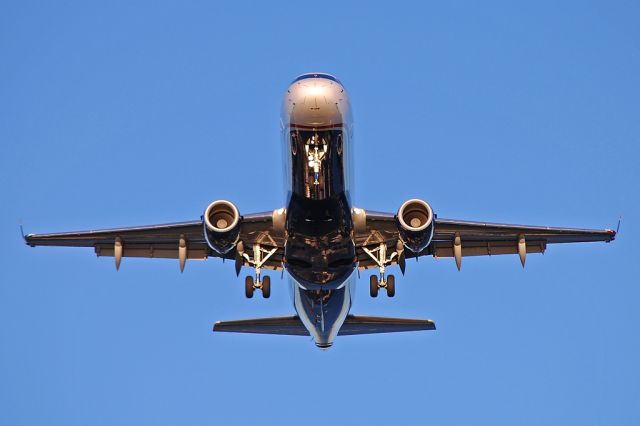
(1, 1, 638, 425)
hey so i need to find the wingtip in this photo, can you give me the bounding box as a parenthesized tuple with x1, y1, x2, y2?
(612, 217, 622, 240)
(606, 224, 618, 242)
(20, 224, 34, 246)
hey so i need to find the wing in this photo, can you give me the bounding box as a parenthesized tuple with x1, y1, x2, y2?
(356, 211, 616, 269)
(24, 212, 284, 271)
(426, 218, 616, 259)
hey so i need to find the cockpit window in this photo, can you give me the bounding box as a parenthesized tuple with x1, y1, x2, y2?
(291, 73, 342, 85)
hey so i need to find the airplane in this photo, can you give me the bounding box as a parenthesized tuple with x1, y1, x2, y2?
(24, 72, 617, 349)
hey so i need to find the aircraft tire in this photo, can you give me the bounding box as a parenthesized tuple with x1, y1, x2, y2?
(386, 274, 395, 297)
(262, 276, 271, 298)
(370, 275, 379, 298)
(245, 276, 254, 298)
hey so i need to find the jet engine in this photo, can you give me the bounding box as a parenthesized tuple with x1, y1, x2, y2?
(203, 200, 241, 254)
(396, 198, 434, 253)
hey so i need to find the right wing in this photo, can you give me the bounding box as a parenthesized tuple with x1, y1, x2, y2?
(24, 212, 285, 271)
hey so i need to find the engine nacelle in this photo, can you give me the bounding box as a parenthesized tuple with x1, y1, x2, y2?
(396, 198, 435, 253)
(203, 200, 241, 255)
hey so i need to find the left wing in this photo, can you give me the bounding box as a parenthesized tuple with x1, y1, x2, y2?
(356, 211, 616, 269)
(425, 218, 616, 259)
(24, 212, 284, 271)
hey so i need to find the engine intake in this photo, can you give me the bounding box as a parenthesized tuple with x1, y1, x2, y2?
(203, 200, 241, 254)
(397, 198, 434, 253)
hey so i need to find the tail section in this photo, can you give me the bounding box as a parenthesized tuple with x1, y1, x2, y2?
(213, 315, 435, 336)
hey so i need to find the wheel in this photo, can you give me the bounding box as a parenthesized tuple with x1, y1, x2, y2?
(262, 275, 271, 298)
(369, 275, 379, 298)
(245, 276, 254, 298)
(386, 274, 395, 297)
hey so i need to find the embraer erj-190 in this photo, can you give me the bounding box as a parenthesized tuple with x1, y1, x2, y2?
(25, 72, 616, 349)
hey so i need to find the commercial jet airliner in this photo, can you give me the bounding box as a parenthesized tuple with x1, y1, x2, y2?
(25, 73, 616, 349)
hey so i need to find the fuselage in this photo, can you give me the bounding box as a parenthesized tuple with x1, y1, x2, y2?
(281, 73, 356, 348)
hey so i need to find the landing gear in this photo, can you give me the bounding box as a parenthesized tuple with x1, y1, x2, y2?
(239, 242, 277, 299)
(262, 275, 271, 299)
(363, 242, 403, 298)
(386, 274, 395, 297)
(370, 275, 379, 297)
(369, 273, 395, 297)
(245, 276, 254, 298)
(244, 273, 271, 298)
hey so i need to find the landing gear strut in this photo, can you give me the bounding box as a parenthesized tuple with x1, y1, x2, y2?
(364, 242, 402, 298)
(237, 242, 277, 299)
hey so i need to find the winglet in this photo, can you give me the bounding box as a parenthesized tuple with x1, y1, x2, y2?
(607, 216, 621, 242)
(19, 220, 29, 245)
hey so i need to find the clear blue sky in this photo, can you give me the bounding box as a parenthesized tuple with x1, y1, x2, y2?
(1, 1, 638, 425)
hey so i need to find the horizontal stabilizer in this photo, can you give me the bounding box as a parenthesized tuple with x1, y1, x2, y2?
(213, 315, 308, 336)
(213, 315, 435, 336)
(339, 315, 436, 335)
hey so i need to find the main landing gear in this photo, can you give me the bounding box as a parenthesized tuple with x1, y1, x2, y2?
(245, 275, 270, 299)
(363, 242, 403, 298)
(237, 242, 276, 299)
(369, 274, 395, 298)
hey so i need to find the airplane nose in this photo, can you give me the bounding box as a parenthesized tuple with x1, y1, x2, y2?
(284, 75, 349, 127)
